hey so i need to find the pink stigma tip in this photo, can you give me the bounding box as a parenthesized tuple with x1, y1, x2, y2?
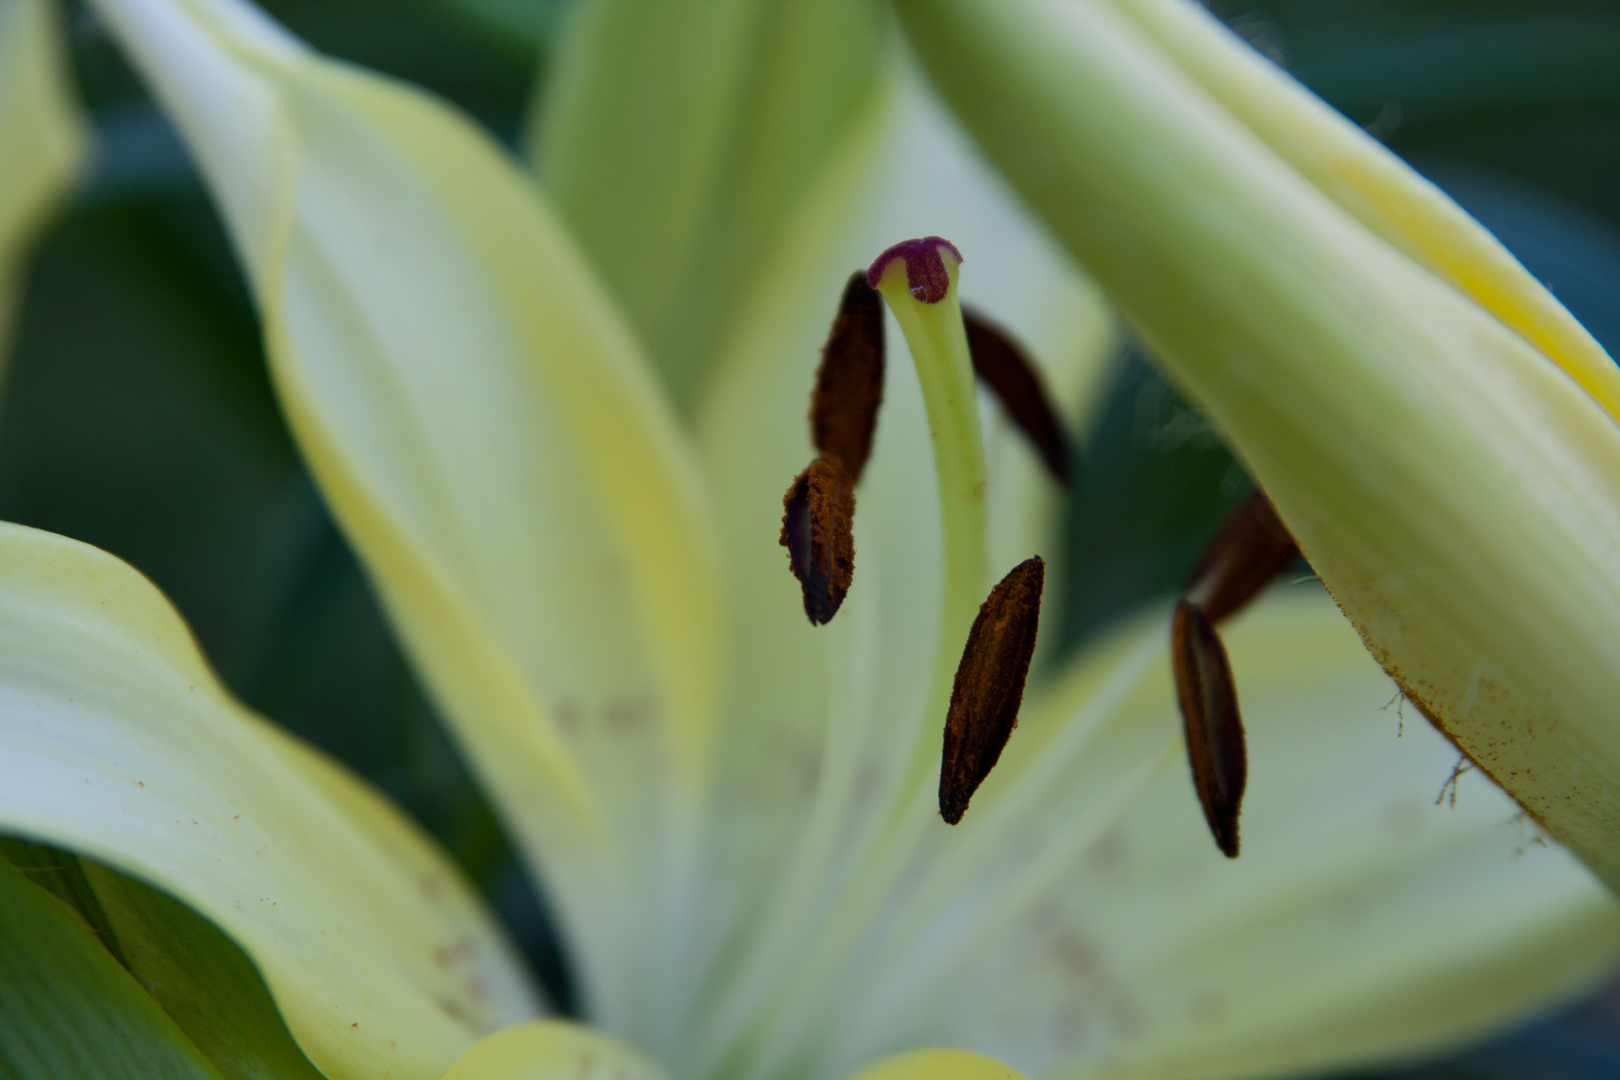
(866, 236, 963, 304)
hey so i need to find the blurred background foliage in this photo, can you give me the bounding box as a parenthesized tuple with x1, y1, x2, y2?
(5, 0, 1620, 1076)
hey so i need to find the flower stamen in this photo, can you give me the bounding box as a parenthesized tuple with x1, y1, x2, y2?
(962, 310, 1074, 486)
(780, 456, 856, 626)
(867, 237, 994, 798)
(779, 273, 885, 625)
(940, 557, 1045, 824)
(1172, 599, 1246, 857)
(811, 273, 885, 484)
(1186, 491, 1299, 622)
(1174, 491, 1301, 856)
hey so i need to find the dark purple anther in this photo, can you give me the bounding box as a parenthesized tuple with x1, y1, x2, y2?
(866, 236, 964, 304)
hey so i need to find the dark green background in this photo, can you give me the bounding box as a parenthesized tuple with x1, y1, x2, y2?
(7, 1, 1620, 1076)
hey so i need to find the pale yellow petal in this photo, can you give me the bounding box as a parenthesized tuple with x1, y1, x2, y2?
(845, 1049, 1028, 1080)
(441, 1020, 667, 1080)
(0, 0, 86, 358)
(0, 523, 540, 1080)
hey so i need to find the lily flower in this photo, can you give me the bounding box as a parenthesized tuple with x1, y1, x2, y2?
(1, 1, 1618, 1080)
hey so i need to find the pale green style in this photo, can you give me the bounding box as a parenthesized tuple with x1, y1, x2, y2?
(896, 0, 1620, 891)
(868, 247, 992, 799)
(1, 1, 1619, 1080)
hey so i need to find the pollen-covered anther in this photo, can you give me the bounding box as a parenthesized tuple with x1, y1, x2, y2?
(810, 272, 885, 484)
(776, 273, 885, 626)
(780, 455, 856, 625)
(1172, 490, 1301, 858)
(963, 309, 1075, 486)
(866, 236, 964, 304)
(1172, 600, 1246, 858)
(939, 556, 1045, 825)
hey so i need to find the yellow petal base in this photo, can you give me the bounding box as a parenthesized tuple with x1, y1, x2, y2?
(442, 1020, 666, 1080)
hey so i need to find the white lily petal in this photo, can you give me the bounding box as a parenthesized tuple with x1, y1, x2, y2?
(0, 523, 540, 1080)
(895, 0, 1620, 890)
(828, 592, 1620, 1080)
(0, 0, 86, 357)
(87, 0, 726, 1021)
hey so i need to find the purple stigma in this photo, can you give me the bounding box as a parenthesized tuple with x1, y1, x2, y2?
(866, 236, 963, 304)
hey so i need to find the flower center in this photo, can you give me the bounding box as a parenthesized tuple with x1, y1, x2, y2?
(777, 236, 1074, 823)
(776, 237, 1315, 861)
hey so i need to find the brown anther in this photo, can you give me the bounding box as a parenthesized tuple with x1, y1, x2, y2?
(779, 274, 885, 626)
(1185, 491, 1299, 625)
(1171, 600, 1246, 858)
(1171, 491, 1299, 858)
(939, 557, 1045, 825)
(810, 272, 885, 484)
(780, 455, 856, 625)
(963, 309, 1075, 486)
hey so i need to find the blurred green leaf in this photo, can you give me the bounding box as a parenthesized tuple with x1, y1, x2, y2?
(440, 0, 573, 49)
(0, 837, 127, 965)
(1, 838, 322, 1080)
(0, 850, 224, 1080)
(82, 861, 328, 1080)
